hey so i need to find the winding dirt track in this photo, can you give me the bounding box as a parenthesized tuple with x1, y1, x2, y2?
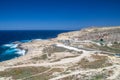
(0, 43, 120, 80)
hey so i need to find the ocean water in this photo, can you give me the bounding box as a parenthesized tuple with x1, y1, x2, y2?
(0, 30, 71, 62)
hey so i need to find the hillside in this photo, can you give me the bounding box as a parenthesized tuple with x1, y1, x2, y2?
(0, 26, 120, 80)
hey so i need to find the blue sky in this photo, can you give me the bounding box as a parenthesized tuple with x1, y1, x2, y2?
(0, 0, 120, 30)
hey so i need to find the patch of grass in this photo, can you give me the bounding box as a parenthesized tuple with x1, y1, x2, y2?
(24, 73, 50, 80)
(78, 55, 112, 69)
(42, 46, 68, 53)
(41, 54, 47, 59)
(32, 54, 47, 60)
(84, 41, 120, 53)
(86, 42, 120, 53)
(25, 68, 64, 80)
(50, 68, 64, 72)
(0, 67, 50, 79)
(99, 46, 120, 53)
(91, 74, 105, 80)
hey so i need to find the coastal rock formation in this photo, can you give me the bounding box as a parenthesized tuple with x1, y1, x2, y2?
(0, 26, 120, 80)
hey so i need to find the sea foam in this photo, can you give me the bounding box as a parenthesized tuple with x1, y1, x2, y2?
(2, 43, 26, 56)
(15, 49, 26, 56)
(3, 44, 19, 48)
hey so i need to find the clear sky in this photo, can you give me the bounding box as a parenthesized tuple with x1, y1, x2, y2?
(0, 0, 120, 30)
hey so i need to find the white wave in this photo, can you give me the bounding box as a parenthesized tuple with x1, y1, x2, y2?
(15, 49, 26, 56)
(3, 44, 18, 48)
(32, 39, 43, 41)
(2, 45, 26, 56)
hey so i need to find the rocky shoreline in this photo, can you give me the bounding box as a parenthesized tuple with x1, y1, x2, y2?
(0, 26, 120, 80)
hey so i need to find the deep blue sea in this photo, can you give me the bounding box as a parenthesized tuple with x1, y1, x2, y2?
(0, 30, 71, 62)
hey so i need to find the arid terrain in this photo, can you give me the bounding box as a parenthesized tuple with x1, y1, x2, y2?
(0, 26, 120, 80)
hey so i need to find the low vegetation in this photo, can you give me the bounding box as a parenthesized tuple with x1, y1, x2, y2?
(42, 46, 67, 53)
(0, 67, 50, 79)
(91, 74, 105, 80)
(77, 55, 112, 69)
